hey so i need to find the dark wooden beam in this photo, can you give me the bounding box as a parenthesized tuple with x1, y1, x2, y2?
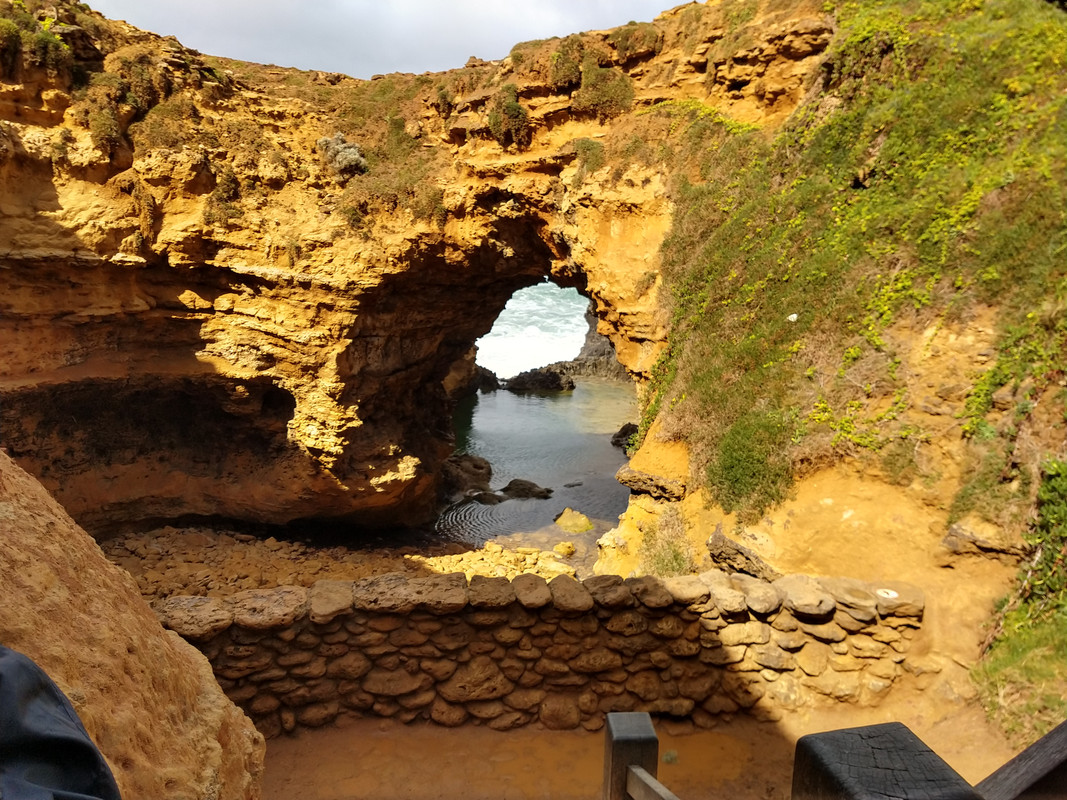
(792, 722, 984, 800)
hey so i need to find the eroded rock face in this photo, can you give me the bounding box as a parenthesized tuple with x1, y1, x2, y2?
(0, 0, 833, 534)
(0, 451, 264, 800)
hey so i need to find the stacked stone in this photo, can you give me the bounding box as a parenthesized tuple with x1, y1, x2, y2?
(156, 569, 924, 737)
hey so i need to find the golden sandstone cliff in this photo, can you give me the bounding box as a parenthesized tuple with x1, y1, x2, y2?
(1, 0, 1065, 791)
(0, 450, 264, 799)
(0, 0, 834, 533)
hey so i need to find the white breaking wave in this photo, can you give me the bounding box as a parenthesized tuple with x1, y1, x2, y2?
(476, 283, 588, 379)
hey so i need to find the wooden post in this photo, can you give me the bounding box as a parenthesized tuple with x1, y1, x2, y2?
(604, 712, 659, 800)
(792, 722, 984, 800)
(977, 719, 1067, 800)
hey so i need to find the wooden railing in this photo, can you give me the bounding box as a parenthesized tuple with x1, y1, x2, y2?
(603, 713, 1067, 800)
(603, 713, 680, 800)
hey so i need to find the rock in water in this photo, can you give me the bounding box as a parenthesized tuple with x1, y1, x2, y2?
(471, 491, 505, 505)
(0, 452, 264, 800)
(500, 479, 553, 499)
(440, 454, 493, 500)
(611, 422, 639, 449)
(504, 368, 576, 392)
(555, 508, 593, 534)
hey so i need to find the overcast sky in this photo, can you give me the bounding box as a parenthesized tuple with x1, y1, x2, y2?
(86, 1, 678, 79)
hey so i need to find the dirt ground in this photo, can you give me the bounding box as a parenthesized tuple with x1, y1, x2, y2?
(255, 461, 1022, 800)
(260, 699, 1007, 800)
(104, 462, 1025, 800)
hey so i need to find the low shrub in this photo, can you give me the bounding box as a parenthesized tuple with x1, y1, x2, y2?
(88, 106, 121, 153)
(316, 132, 368, 178)
(487, 84, 531, 149)
(129, 97, 196, 150)
(28, 29, 70, 74)
(571, 138, 605, 186)
(706, 411, 792, 521)
(549, 36, 583, 90)
(0, 19, 20, 79)
(608, 22, 661, 62)
(975, 460, 1067, 743)
(638, 507, 697, 577)
(203, 165, 241, 226)
(573, 57, 634, 120)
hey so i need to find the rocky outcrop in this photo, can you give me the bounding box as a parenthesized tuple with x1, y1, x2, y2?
(0, 452, 264, 800)
(439, 454, 493, 501)
(156, 569, 925, 735)
(706, 527, 781, 582)
(542, 305, 632, 381)
(0, 0, 834, 534)
(504, 367, 576, 392)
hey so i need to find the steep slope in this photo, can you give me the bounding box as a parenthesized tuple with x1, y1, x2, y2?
(0, 0, 1063, 583)
(0, 0, 833, 532)
(0, 451, 264, 799)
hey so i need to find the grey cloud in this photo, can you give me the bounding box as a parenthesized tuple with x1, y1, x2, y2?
(87, 0, 673, 78)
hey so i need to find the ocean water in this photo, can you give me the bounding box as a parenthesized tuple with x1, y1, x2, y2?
(436, 381, 637, 547)
(437, 282, 636, 559)
(475, 282, 590, 379)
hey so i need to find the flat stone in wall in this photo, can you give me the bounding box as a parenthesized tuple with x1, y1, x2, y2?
(156, 569, 924, 737)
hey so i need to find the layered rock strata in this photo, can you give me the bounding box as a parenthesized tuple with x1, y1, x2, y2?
(0, 0, 833, 533)
(0, 451, 264, 800)
(156, 569, 924, 736)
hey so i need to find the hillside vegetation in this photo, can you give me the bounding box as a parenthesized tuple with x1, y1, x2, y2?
(1, 0, 1064, 747)
(635, 0, 1066, 741)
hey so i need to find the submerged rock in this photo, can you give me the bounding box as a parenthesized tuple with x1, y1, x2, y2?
(554, 508, 593, 533)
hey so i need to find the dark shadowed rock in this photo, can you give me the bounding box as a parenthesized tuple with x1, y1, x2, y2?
(474, 366, 501, 392)
(504, 368, 576, 392)
(500, 479, 552, 499)
(611, 422, 639, 449)
(440, 454, 493, 500)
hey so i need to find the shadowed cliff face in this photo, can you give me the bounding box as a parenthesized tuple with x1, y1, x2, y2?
(0, 0, 832, 533)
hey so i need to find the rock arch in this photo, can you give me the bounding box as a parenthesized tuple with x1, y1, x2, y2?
(0, 0, 832, 535)
(0, 136, 670, 535)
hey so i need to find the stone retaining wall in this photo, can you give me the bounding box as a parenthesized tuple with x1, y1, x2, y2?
(156, 570, 925, 737)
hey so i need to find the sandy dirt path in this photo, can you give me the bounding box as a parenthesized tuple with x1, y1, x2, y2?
(261, 698, 1010, 800)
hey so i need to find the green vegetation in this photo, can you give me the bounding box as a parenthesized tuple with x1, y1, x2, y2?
(203, 166, 241, 226)
(487, 83, 531, 149)
(639, 507, 697, 577)
(129, 97, 197, 151)
(570, 138, 605, 186)
(607, 21, 661, 62)
(0, 18, 22, 78)
(548, 35, 583, 90)
(975, 460, 1067, 743)
(316, 132, 368, 178)
(637, 0, 1066, 527)
(707, 411, 792, 517)
(0, 0, 71, 78)
(573, 57, 634, 120)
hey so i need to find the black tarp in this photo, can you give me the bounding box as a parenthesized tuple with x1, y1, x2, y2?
(0, 645, 121, 800)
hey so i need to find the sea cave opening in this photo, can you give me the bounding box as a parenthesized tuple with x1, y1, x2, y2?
(436, 281, 638, 571)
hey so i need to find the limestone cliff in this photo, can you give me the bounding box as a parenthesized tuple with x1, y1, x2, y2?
(0, 0, 833, 533)
(0, 451, 264, 799)
(1, 0, 1062, 577)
